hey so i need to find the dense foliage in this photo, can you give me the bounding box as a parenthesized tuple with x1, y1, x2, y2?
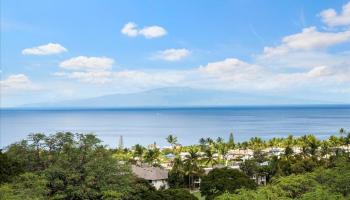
(215, 157, 350, 200)
(1, 129, 349, 199)
(200, 168, 256, 199)
(0, 132, 133, 199)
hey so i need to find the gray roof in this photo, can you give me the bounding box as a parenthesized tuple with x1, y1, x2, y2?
(131, 165, 168, 180)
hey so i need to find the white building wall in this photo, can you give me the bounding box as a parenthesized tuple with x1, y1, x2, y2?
(151, 179, 169, 190)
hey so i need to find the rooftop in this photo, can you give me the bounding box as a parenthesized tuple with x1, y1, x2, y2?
(131, 165, 168, 181)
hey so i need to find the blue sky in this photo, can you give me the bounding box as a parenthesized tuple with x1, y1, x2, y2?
(1, 0, 350, 107)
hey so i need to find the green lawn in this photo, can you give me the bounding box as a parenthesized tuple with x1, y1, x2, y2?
(193, 191, 205, 200)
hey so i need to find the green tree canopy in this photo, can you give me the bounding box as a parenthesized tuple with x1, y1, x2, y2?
(200, 168, 256, 200)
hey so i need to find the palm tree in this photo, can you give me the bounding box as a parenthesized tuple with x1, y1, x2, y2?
(206, 137, 214, 146)
(306, 135, 320, 157)
(283, 135, 295, 148)
(199, 137, 207, 151)
(320, 140, 330, 157)
(249, 137, 264, 150)
(144, 148, 160, 166)
(344, 132, 350, 152)
(133, 144, 145, 162)
(204, 148, 217, 167)
(298, 135, 309, 156)
(218, 143, 229, 165)
(329, 135, 341, 147)
(184, 146, 202, 189)
(216, 137, 224, 144)
(166, 134, 178, 148)
(241, 141, 249, 150)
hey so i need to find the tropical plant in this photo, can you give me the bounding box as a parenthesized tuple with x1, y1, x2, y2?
(166, 134, 178, 148)
(144, 148, 161, 166)
(200, 168, 256, 200)
(184, 146, 203, 188)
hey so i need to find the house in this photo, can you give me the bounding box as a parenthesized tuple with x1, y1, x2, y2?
(227, 149, 254, 161)
(251, 174, 267, 185)
(131, 165, 169, 190)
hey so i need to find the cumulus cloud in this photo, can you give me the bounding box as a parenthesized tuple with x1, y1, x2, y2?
(121, 22, 167, 38)
(0, 74, 36, 91)
(153, 49, 190, 61)
(320, 1, 350, 27)
(121, 22, 138, 37)
(257, 51, 350, 69)
(22, 43, 67, 55)
(59, 56, 114, 71)
(263, 27, 350, 57)
(139, 26, 167, 38)
(198, 58, 264, 82)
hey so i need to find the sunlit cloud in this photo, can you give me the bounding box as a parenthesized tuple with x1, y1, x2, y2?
(121, 22, 167, 39)
(59, 56, 114, 71)
(320, 1, 350, 27)
(152, 49, 190, 61)
(22, 43, 67, 55)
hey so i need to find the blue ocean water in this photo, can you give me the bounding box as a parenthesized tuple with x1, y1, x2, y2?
(1, 105, 349, 148)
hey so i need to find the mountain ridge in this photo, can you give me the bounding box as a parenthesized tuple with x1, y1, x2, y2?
(21, 87, 339, 108)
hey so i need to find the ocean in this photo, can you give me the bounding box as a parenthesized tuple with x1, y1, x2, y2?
(1, 105, 349, 148)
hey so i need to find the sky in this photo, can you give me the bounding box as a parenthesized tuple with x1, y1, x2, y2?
(1, 0, 350, 107)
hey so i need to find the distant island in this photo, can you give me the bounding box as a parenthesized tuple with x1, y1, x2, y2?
(1, 129, 350, 199)
(20, 87, 343, 108)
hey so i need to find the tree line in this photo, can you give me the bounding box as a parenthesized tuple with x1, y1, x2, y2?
(1, 129, 350, 199)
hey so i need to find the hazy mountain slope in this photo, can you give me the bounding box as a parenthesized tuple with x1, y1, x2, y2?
(23, 87, 333, 108)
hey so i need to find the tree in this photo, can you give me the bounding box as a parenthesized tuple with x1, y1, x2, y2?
(44, 133, 133, 199)
(28, 133, 46, 170)
(300, 187, 345, 200)
(0, 150, 23, 183)
(122, 178, 156, 200)
(216, 137, 224, 144)
(248, 137, 265, 150)
(141, 189, 198, 200)
(228, 132, 235, 149)
(306, 135, 320, 157)
(2, 132, 133, 199)
(200, 168, 256, 200)
(339, 128, 345, 137)
(204, 148, 218, 167)
(239, 160, 258, 178)
(184, 147, 202, 189)
(168, 157, 186, 188)
(345, 132, 350, 152)
(284, 145, 294, 157)
(132, 144, 145, 162)
(144, 148, 161, 166)
(206, 137, 214, 146)
(166, 134, 178, 148)
(0, 172, 48, 200)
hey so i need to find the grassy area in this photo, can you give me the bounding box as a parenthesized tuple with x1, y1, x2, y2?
(192, 191, 205, 200)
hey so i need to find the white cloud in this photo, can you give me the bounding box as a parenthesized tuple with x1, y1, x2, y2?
(121, 22, 167, 39)
(320, 1, 350, 27)
(305, 66, 334, 78)
(153, 48, 190, 61)
(139, 26, 167, 38)
(59, 56, 114, 71)
(257, 51, 350, 69)
(263, 27, 350, 57)
(0, 74, 36, 91)
(22, 43, 67, 55)
(198, 58, 263, 82)
(67, 71, 112, 84)
(121, 22, 138, 37)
